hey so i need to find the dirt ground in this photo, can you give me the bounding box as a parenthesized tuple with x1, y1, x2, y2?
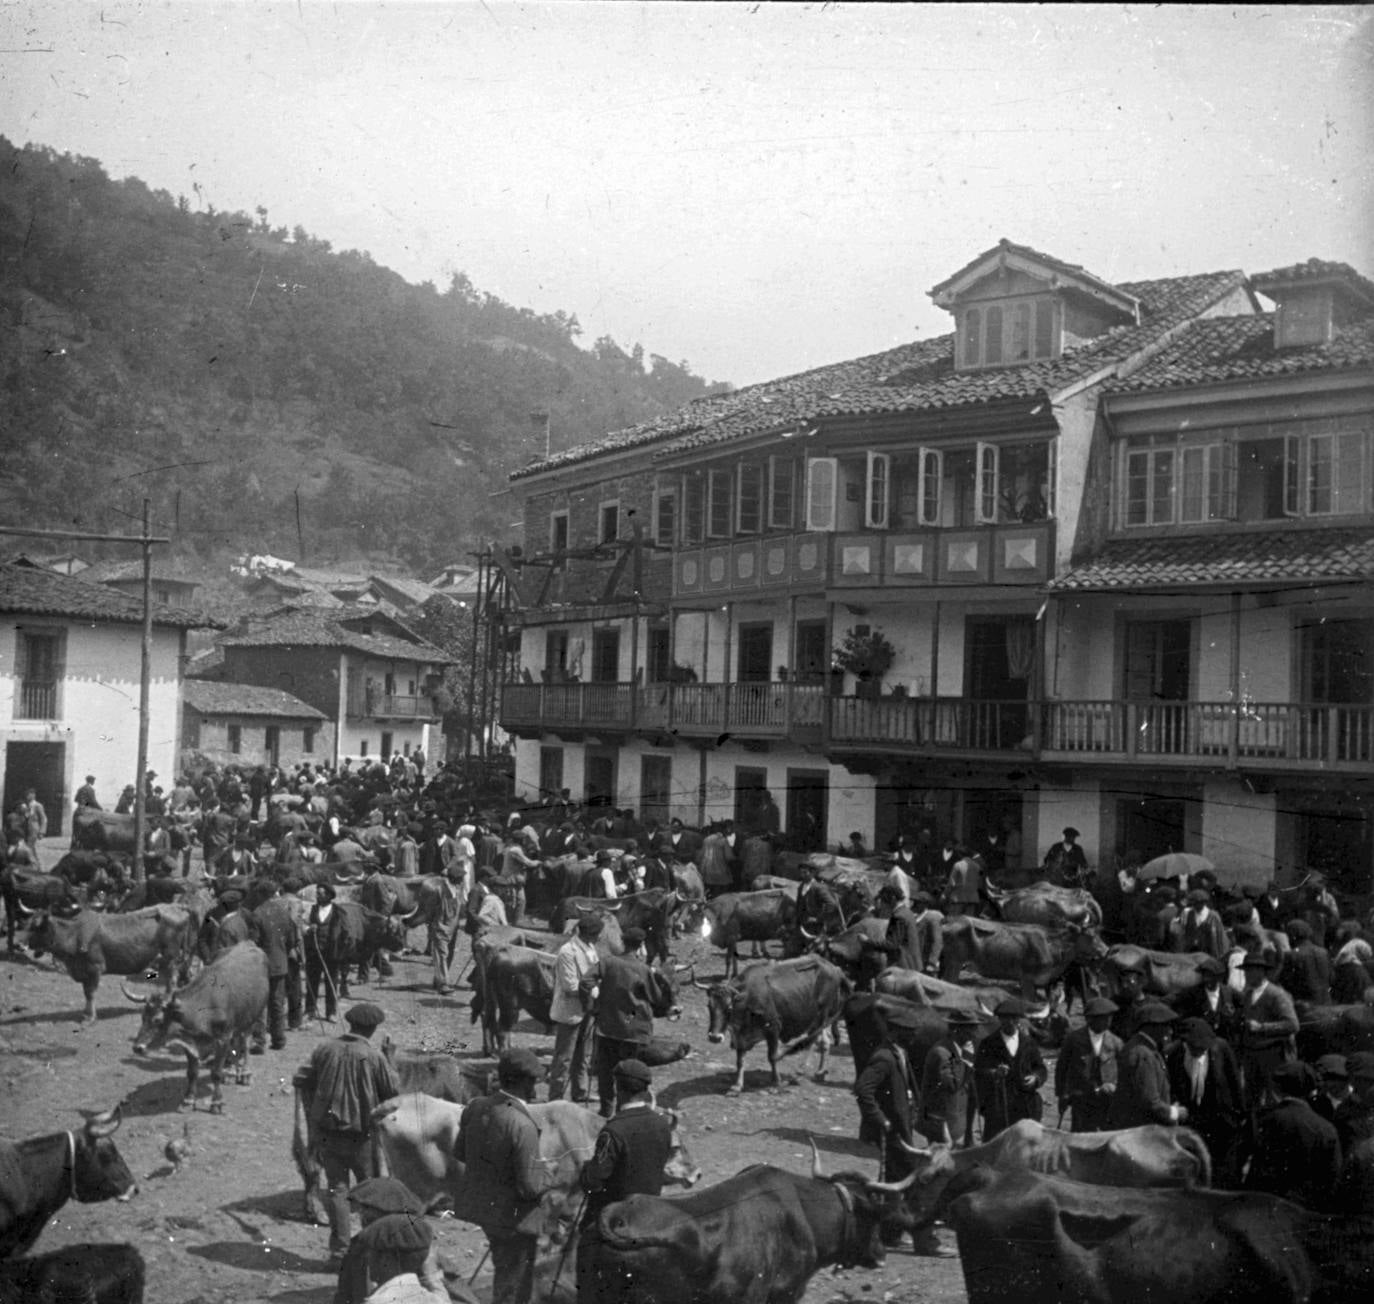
(2, 849, 982, 1304)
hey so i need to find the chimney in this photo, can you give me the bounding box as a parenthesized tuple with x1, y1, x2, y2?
(529, 411, 551, 458)
(1250, 259, 1374, 349)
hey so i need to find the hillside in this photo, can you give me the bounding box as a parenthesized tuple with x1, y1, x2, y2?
(0, 138, 729, 573)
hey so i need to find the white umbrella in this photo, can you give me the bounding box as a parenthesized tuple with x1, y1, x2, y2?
(1140, 851, 1214, 879)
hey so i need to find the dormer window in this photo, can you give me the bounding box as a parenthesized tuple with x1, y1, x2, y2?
(958, 295, 1058, 370)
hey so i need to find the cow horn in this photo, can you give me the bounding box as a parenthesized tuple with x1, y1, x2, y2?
(121, 981, 149, 1004)
(809, 1135, 826, 1180)
(976, 996, 996, 1020)
(867, 1167, 920, 1194)
(691, 971, 714, 991)
(894, 1135, 932, 1157)
(797, 921, 817, 941)
(13, 898, 34, 917)
(400, 907, 421, 926)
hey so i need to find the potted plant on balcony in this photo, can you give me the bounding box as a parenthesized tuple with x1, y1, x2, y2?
(832, 626, 896, 699)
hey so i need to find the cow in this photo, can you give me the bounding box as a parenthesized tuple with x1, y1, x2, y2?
(581, 1139, 917, 1304)
(301, 899, 408, 998)
(549, 889, 680, 965)
(941, 1166, 1327, 1304)
(939, 917, 1107, 1000)
(0, 1109, 137, 1258)
(1296, 1001, 1374, 1061)
(469, 941, 557, 1054)
(988, 881, 1104, 930)
(692, 889, 799, 978)
(369, 1093, 701, 1242)
(357, 871, 437, 921)
(895, 1119, 1213, 1233)
(27, 905, 197, 1021)
(50, 851, 126, 894)
(1, 869, 80, 950)
(0, 1243, 144, 1304)
(70, 810, 139, 855)
(872, 969, 1068, 1049)
(805, 916, 894, 991)
(699, 955, 850, 1093)
(128, 941, 270, 1113)
(843, 992, 968, 1080)
(1100, 944, 1218, 1000)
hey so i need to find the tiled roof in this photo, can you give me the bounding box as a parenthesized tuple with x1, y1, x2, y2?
(368, 575, 438, 605)
(0, 562, 215, 629)
(928, 238, 1139, 314)
(218, 608, 451, 663)
(1251, 258, 1374, 305)
(183, 679, 327, 719)
(1052, 528, 1374, 591)
(512, 268, 1246, 479)
(1104, 313, 1374, 394)
(80, 559, 199, 585)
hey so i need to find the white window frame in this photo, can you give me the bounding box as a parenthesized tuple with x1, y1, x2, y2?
(865, 452, 890, 529)
(736, 462, 764, 534)
(917, 447, 943, 526)
(769, 456, 795, 529)
(653, 488, 677, 547)
(706, 469, 733, 539)
(805, 457, 838, 531)
(975, 441, 1000, 524)
(598, 500, 620, 544)
(1178, 443, 1224, 523)
(682, 473, 705, 545)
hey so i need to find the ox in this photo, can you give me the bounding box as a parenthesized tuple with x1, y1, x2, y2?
(1296, 1002, 1374, 1061)
(128, 941, 269, 1112)
(843, 993, 971, 1079)
(939, 917, 1107, 1000)
(0, 1109, 137, 1258)
(70, 809, 139, 854)
(369, 1093, 700, 1242)
(896, 1119, 1212, 1232)
(581, 1139, 916, 1304)
(988, 881, 1103, 930)
(469, 941, 557, 1055)
(693, 889, 798, 978)
(942, 1166, 1331, 1304)
(0, 1243, 144, 1304)
(1, 869, 80, 951)
(27, 905, 196, 1021)
(700, 955, 849, 1093)
(805, 916, 894, 991)
(550, 889, 679, 965)
(302, 899, 408, 999)
(873, 969, 1067, 1049)
(1101, 944, 1218, 1000)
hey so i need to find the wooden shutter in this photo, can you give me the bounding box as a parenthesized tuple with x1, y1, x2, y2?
(975, 442, 1000, 523)
(917, 448, 943, 526)
(805, 457, 838, 531)
(865, 452, 890, 529)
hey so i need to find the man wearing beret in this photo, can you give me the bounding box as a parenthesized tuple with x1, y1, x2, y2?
(1173, 956, 1242, 1043)
(576, 1058, 681, 1299)
(1054, 997, 1122, 1132)
(305, 1003, 402, 1259)
(1244, 1061, 1341, 1209)
(1236, 950, 1299, 1109)
(581, 926, 678, 1118)
(1336, 1052, 1374, 1154)
(1042, 827, 1088, 889)
(973, 998, 1048, 1140)
(452, 1048, 552, 1304)
(1166, 1017, 1245, 1184)
(1108, 1003, 1187, 1130)
(335, 1180, 445, 1304)
(354, 1211, 447, 1304)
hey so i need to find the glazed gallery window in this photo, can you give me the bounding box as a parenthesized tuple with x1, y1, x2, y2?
(961, 297, 1058, 369)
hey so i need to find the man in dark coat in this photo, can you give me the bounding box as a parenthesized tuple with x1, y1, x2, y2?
(973, 998, 1048, 1140)
(252, 882, 304, 1046)
(1108, 1002, 1188, 1130)
(1279, 919, 1332, 1005)
(854, 1003, 954, 1257)
(1042, 827, 1089, 888)
(1166, 1017, 1246, 1185)
(1169, 889, 1231, 959)
(452, 1048, 552, 1304)
(919, 1011, 980, 1148)
(878, 886, 928, 974)
(1245, 1060, 1342, 1210)
(304, 883, 345, 1021)
(1054, 996, 1122, 1132)
(1173, 956, 1242, 1042)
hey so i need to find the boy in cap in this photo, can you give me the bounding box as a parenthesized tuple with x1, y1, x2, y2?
(1169, 888, 1230, 960)
(353, 1211, 446, 1304)
(451, 1048, 552, 1304)
(973, 998, 1048, 1140)
(1244, 1061, 1341, 1210)
(335, 1179, 444, 1304)
(1054, 996, 1121, 1132)
(1107, 1002, 1186, 1130)
(303, 1003, 401, 1258)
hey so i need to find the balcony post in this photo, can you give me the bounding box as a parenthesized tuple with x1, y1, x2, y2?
(1125, 702, 1138, 759)
(1229, 592, 1241, 767)
(629, 612, 640, 730)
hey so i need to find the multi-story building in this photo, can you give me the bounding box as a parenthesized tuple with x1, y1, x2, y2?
(498, 242, 1373, 893)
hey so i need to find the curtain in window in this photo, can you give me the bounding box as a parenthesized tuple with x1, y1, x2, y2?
(1005, 620, 1035, 679)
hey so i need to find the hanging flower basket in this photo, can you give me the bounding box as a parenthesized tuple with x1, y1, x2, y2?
(832, 626, 896, 688)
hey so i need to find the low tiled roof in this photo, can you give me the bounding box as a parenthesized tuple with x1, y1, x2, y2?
(1052, 528, 1374, 591)
(512, 268, 1246, 479)
(1105, 314, 1374, 394)
(80, 559, 200, 585)
(369, 575, 438, 605)
(1251, 258, 1374, 306)
(0, 562, 215, 629)
(219, 609, 451, 663)
(183, 679, 327, 719)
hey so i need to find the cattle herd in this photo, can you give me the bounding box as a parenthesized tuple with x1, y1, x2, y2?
(2, 761, 1374, 1303)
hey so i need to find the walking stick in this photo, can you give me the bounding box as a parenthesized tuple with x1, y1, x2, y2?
(549, 1192, 588, 1297)
(467, 1245, 491, 1286)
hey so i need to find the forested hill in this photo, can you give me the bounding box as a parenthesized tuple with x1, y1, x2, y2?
(0, 138, 730, 573)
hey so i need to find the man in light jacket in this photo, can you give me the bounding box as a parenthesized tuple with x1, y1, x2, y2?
(548, 914, 603, 1103)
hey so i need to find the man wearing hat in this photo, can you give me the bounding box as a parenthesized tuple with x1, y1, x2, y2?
(549, 914, 603, 1104)
(252, 878, 305, 1046)
(877, 885, 929, 974)
(1107, 954, 1149, 1042)
(1336, 1052, 1374, 1155)
(305, 883, 345, 1022)
(452, 1048, 552, 1304)
(919, 1010, 981, 1148)
(1043, 827, 1089, 889)
(1054, 997, 1122, 1132)
(335, 1179, 445, 1304)
(1173, 956, 1242, 1042)
(352, 1211, 446, 1304)
(581, 926, 678, 1118)
(1313, 1054, 1353, 1130)
(303, 1003, 401, 1258)
(1237, 949, 1299, 1109)
(855, 1004, 955, 1257)
(1278, 919, 1332, 1005)
(973, 998, 1048, 1140)
(73, 774, 101, 813)
(1169, 888, 1230, 960)
(1107, 1002, 1186, 1130)
(1244, 1060, 1341, 1209)
(1166, 1017, 1245, 1184)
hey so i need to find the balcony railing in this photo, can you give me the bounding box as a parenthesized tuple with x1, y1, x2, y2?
(502, 681, 1374, 770)
(16, 679, 59, 720)
(346, 687, 441, 720)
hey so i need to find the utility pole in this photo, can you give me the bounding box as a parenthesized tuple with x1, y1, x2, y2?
(0, 515, 170, 882)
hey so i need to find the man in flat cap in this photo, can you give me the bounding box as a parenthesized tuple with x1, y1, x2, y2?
(303, 1003, 401, 1259)
(1173, 955, 1242, 1042)
(1278, 918, 1332, 1005)
(1108, 1002, 1187, 1130)
(1107, 953, 1149, 1043)
(1042, 827, 1088, 889)
(452, 1048, 552, 1304)
(919, 1010, 981, 1149)
(354, 1212, 447, 1304)
(1055, 996, 1122, 1132)
(1169, 888, 1230, 960)
(973, 998, 1048, 1141)
(335, 1179, 445, 1304)
(1244, 1060, 1341, 1210)
(1165, 1017, 1245, 1184)
(1237, 949, 1299, 1109)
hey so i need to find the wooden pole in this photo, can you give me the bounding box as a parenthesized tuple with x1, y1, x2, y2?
(133, 499, 153, 883)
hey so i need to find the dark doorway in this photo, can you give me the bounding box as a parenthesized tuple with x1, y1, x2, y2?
(267, 726, 282, 767)
(585, 748, 618, 812)
(965, 617, 1033, 748)
(737, 623, 773, 683)
(538, 746, 564, 802)
(793, 620, 829, 685)
(1294, 790, 1372, 897)
(1124, 618, 1192, 754)
(734, 766, 769, 831)
(1117, 794, 1187, 867)
(785, 769, 828, 853)
(640, 754, 672, 827)
(646, 626, 671, 683)
(4, 741, 66, 838)
(591, 629, 621, 683)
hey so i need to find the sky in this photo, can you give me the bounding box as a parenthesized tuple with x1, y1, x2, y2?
(2, 2, 1371, 387)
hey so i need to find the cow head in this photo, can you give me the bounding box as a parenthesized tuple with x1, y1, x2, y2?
(890, 1135, 960, 1228)
(696, 975, 738, 1043)
(809, 1137, 918, 1268)
(379, 913, 409, 953)
(24, 911, 55, 955)
(660, 1109, 702, 1188)
(1067, 922, 1109, 965)
(72, 1107, 139, 1204)
(127, 987, 181, 1055)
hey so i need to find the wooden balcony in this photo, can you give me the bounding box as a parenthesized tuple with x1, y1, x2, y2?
(502, 681, 1374, 773)
(345, 686, 442, 721)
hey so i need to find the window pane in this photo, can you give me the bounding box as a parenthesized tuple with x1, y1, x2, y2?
(1151, 450, 1174, 524)
(655, 492, 676, 547)
(769, 458, 794, 529)
(737, 464, 763, 533)
(683, 474, 705, 544)
(985, 306, 1004, 364)
(1308, 434, 1333, 514)
(1011, 302, 1031, 361)
(807, 458, 837, 530)
(1035, 299, 1055, 358)
(964, 309, 981, 366)
(600, 503, 619, 542)
(1180, 447, 1204, 522)
(1125, 450, 1150, 526)
(708, 469, 732, 537)
(1333, 431, 1365, 514)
